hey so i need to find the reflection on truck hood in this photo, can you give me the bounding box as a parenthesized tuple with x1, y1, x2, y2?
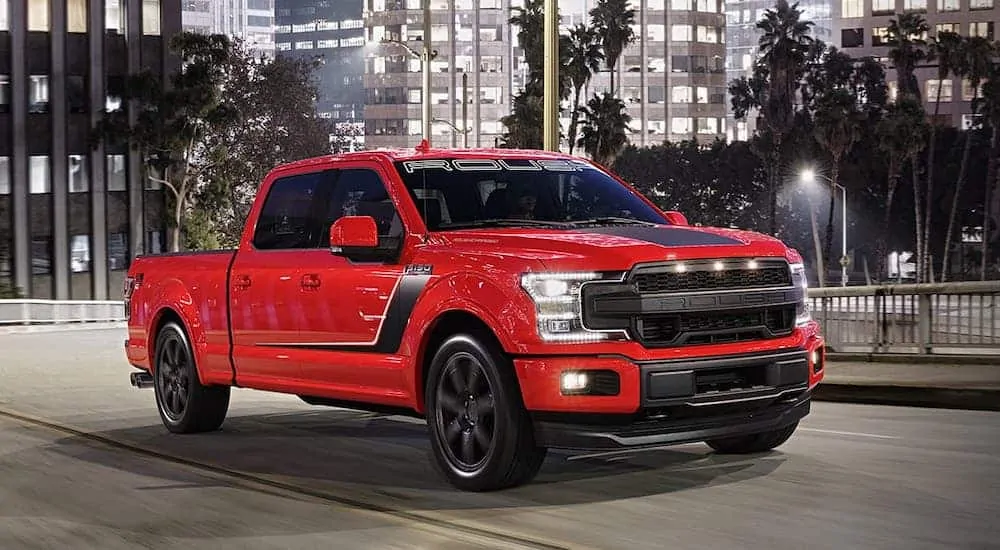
(439, 224, 791, 270)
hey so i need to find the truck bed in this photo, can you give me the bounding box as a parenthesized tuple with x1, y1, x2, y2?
(125, 249, 237, 385)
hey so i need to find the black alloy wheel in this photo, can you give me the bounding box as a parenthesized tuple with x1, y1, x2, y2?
(425, 333, 547, 492)
(152, 321, 230, 434)
(434, 351, 497, 472)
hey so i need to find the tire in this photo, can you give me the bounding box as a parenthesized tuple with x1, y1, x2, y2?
(425, 333, 547, 492)
(153, 320, 231, 434)
(705, 421, 799, 454)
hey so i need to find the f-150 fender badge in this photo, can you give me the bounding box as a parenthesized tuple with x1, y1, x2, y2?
(405, 264, 433, 275)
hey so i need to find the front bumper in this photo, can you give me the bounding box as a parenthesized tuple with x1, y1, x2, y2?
(515, 340, 824, 451)
(533, 387, 811, 450)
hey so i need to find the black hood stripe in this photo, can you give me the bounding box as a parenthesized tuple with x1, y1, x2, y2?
(574, 226, 744, 247)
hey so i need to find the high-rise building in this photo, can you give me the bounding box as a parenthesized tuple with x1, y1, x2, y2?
(182, 0, 275, 57)
(725, 0, 835, 141)
(360, 0, 728, 150)
(835, 0, 996, 129)
(275, 0, 366, 149)
(559, 0, 730, 147)
(1, 0, 182, 300)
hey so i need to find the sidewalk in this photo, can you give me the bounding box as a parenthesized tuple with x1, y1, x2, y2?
(817, 358, 1000, 411)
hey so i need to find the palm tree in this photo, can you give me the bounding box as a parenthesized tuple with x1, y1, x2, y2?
(922, 30, 963, 281)
(942, 37, 996, 281)
(813, 87, 864, 277)
(589, 0, 637, 96)
(876, 97, 929, 281)
(510, 0, 545, 78)
(565, 24, 604, 155)
(578, 92, 632, 167)
(755, 0, 815, 234)
(886, 13, 930, 280)
(886, 14, 931, 101)
(975, 62, 1000, 280)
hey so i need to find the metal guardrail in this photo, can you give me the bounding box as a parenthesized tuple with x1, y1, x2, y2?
(808, 281, 1000, 355)
(3, 282, 1000, 356)
(0, 299, 126, 326)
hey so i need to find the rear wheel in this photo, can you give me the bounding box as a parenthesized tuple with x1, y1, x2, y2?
(425, 333, 546, 492)
(153, 321, 230, 434)
(705, 422, 799, 454)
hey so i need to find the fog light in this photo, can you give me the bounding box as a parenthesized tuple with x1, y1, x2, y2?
(561, 371, 589, 392)
(811, 348, 824, 374)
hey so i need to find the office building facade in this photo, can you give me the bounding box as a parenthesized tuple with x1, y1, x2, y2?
(835, 0, 996, 129)
(275, 0, 366, 149)
(360, 0, 728, 151)
(1, 0, 181, 299)
(182, 0, 275, 57)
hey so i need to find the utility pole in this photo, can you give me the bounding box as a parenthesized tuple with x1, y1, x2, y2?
(462, 72, 468, 148)
(542, 0, 559, 151)
(422, 0, 433, 146)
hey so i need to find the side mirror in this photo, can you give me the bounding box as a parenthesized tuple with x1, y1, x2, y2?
(330, 216, 379, 254)
(664, 211, 688, 226)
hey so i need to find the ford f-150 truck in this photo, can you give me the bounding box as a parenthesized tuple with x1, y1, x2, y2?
(123, 143, 825, 491)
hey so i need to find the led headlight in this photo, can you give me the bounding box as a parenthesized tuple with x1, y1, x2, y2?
(520, 272, 624, 342)
(790, 262, 812, 326)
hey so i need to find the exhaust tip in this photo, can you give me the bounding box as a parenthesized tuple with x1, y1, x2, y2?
(130, 371, 155, 389)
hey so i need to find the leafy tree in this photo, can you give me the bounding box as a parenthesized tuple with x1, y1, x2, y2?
(975, 59, 1000, 279)
(564, 24, 604, 155)
(93, 32, 235, 252)
(588, 0, 637, 95)
(500, 88, 545, 149)
(199, 43, 333, 246)
(577, 92, 631, 167)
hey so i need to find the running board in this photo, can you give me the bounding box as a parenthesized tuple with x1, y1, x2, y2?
(130, 371, 154, 389)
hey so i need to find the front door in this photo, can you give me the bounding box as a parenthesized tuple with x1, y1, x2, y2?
(230, 169, 333, 387)
(295, 164, 412, 400)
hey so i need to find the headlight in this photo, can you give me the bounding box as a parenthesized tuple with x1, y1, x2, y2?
(790, 262, 811, 326)
(520, 272, 622, 342)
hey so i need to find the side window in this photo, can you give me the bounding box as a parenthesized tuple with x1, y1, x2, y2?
(325, 168, 403, 250)
(253, 172, 326, 250)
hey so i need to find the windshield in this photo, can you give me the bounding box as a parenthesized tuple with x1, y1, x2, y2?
(393, 157, 669, 231)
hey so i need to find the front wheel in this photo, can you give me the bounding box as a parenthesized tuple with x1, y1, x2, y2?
(705, 422, 799, 454)
(425, 333, 546, 492)
(153, 321, 231, 434)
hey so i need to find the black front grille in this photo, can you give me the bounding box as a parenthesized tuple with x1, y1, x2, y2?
(634, 305, 796, 347)
(632, 262, 792, 294)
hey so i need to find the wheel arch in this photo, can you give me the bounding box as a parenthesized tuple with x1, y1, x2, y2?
(148, 306, 208, 385)
(412, 309, 509, 415)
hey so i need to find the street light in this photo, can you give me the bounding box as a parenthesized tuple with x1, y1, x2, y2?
(801, 169, 848, 287)
(380, 0, 437, 146)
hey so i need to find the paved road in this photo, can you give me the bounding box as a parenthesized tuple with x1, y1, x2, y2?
(1, 328, 998, 549)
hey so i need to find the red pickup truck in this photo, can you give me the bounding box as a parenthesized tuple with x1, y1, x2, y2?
(123, 144, 825, 491)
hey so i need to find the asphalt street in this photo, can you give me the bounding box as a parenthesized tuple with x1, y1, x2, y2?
(1, 327, 998, 549)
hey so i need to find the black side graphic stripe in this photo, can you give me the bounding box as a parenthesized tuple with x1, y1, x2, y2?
(573, 226, 744, 247)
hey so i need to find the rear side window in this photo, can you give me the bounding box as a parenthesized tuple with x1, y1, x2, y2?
(253, 171, 328, 249)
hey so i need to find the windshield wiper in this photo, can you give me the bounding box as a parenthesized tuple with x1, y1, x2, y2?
(437, 218, 572, 230)
(565, 217, 659, 227)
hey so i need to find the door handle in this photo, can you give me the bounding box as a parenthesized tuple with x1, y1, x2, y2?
(234, 274, 251, 290)
(300, 273, 321, 290)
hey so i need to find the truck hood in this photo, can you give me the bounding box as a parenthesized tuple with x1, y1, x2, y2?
(435, 224, 793, 271)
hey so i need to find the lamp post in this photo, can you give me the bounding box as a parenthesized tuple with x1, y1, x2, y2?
(542, 0, 559, 151)
(379, 0, 437, 146)
(801, 169, 848, 287)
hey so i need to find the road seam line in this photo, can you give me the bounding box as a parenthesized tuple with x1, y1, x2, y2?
(0, 406, 574, 550)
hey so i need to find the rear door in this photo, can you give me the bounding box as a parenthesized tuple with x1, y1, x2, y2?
(294, 163, 414, 399)
(230, 168, 333, 386)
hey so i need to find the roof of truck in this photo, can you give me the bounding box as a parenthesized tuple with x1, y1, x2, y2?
(271, 140, 586, 175)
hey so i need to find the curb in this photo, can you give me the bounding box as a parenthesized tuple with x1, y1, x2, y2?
(813, 382, 1000, 411)
(827, 352, 999, 365)
(0, 321, 126, 335)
